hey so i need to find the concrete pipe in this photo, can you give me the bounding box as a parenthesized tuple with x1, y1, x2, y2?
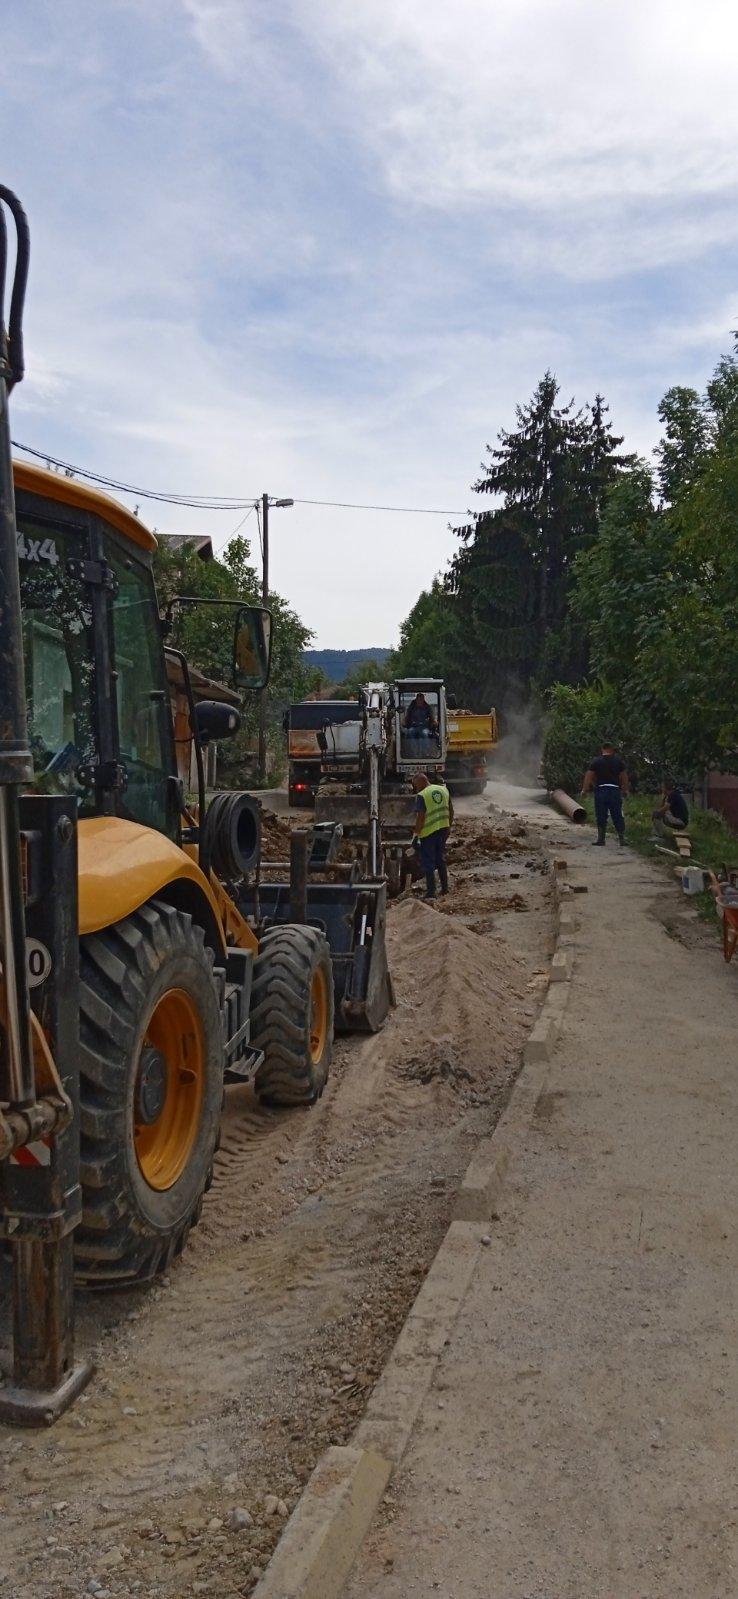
(551, 788, 586, 824)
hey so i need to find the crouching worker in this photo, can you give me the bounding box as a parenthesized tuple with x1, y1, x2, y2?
(412, 771, 453, 901)
(652, 780, 689, 840)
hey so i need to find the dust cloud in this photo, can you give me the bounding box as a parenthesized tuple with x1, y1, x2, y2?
(493, 691, 542, 784)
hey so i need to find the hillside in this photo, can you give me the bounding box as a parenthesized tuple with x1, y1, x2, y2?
(303, 647, 391, 681)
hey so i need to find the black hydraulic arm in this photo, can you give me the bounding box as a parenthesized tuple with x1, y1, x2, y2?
(0, 187, 34, 1110)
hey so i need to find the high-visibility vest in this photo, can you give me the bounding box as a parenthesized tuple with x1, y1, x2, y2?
(418, 782, 451, 838)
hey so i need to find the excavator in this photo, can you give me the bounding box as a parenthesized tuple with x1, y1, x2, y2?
(315, 677, 447, 890)
(0, 188, 391, 1425)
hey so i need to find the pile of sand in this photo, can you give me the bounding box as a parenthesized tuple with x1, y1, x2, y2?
(382, 897, 535, 1098)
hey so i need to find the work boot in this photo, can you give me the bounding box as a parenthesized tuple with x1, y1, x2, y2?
(618, 832, 626, 847)
(592, 831, 606, 846)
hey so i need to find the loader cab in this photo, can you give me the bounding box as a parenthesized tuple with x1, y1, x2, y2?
(13, 463, 269, 842)
(394, 677, 447, 773)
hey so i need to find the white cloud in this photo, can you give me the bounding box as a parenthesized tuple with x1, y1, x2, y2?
(3, 1, 737, 645)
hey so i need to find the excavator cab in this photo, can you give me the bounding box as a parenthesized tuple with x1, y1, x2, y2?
(395, 678, 447, 773)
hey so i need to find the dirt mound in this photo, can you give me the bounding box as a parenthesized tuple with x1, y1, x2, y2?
(447, 818, 529, 865)
(382, 897, 533, 1100)
(260, 806, 292, 860)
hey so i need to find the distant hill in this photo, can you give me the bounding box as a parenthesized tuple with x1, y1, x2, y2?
(303, 648, 391, 682)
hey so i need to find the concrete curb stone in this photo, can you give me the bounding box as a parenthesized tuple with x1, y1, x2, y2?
(251, 1447, 392, 1599)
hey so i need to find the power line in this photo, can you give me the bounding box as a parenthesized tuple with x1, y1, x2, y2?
(291, 497, 466, 515)
(11, 441, 251, 509)
(226, 504, 256, 539)
(11, 440, 468, 517)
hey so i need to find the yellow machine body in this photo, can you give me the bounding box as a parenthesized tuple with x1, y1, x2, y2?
(77, 815, 257, 954)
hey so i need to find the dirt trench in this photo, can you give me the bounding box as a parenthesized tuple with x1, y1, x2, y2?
(0, 800, 554, 1599)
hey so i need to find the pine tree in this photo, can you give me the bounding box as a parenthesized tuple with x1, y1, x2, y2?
(447, 374, 628, 704)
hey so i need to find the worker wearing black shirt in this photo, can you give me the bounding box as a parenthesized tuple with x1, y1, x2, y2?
(581, 740, 629, 846)
(652, 781, 689, 837)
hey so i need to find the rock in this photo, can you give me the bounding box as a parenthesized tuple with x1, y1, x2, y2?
(226, 1507, 253, 1531)
(480, 1234, 492, 1246)
(207, 1517, 223, 1533)
(263, 1494, 280, 1516)
(52, 1501, 68, 1513)
(249, 1568, 264, 1583)
(276, 1152, 289, 1164)
(163, 1528, 184, 1544)
(99, 1546, 125, 1569)
(276, 1499, 288, 1518)
(87, 1583, 103, 1596)
(122, 1405, 138, 1417)
(137, 1520, 155, 1537)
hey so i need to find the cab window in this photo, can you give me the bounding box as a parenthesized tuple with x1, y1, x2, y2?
(18, 517, 98, 810)
(110, 553, 176, 837)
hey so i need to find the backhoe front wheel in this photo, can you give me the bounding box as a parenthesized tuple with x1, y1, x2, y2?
(251, 924, 334, 1105)
(76, 900, 224, 1286)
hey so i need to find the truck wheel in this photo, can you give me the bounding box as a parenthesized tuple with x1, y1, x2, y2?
(75, 900, 224, 1286)
(251, 924, 334, 1105)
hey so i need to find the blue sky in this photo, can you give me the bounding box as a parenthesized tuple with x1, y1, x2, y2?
(3, 0, 737, 646)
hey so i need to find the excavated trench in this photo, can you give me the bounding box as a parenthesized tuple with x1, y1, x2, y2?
(0, 795, 555, 1599)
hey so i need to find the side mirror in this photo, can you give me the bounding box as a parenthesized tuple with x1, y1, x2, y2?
(446, 692, 458, 710)
(195, 700, 241, 747)
(233, 605, 272, 691)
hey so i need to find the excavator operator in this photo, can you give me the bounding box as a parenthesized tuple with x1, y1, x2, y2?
(404, 691, 437, 739)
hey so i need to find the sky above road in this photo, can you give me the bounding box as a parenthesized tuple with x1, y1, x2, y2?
(3, 0, 737, 646)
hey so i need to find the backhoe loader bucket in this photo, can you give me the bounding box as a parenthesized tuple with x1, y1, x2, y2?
(238, 879, 393, 1034)
(314, 786, 415, 838)
(314, 787, 368, 830)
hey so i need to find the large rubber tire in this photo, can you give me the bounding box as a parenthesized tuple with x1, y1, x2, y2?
(251, 924, 334, 1105)
(75, 900, 224, 1287)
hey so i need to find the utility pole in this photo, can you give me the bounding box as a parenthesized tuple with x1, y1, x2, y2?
(257, 493, 269, 784)
(257, 494, 293, 785)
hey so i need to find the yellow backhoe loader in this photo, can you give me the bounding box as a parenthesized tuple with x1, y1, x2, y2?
(0, 188, 391, 1424)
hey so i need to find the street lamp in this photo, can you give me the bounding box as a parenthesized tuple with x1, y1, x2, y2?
(258, 493, 294, 784)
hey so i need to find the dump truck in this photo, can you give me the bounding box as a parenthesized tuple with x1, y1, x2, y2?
(0, 188, 391, 1423)
(445, 707, 498, 795)
(285, 698, 357, 806)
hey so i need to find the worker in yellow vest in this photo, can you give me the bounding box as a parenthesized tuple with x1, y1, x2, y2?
(412, 771, 454, 901)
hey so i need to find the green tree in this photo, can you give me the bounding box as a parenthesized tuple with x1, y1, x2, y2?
(566, 338, 738, 777)
(334, 658, 385, 695)
(153, 534, 312, 779)
(385, 579, 463, 683)
(655, 386, 709, 504)
(305, 664, 330, 695)
(448, 376, 629, 703)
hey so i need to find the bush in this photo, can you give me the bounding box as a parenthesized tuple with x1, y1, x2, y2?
(541, 681, 659, 793)
(541, 683, 618, 793)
